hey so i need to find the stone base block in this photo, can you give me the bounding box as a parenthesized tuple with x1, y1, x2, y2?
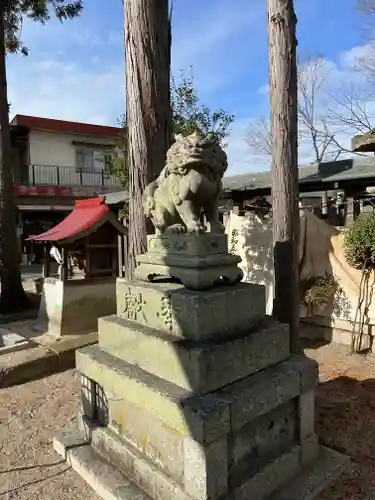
(135, 260, 242, 290)
(116, 279, 266, 341)
(135, 233, 242, 290)
(54, 430, 349, 500)
(98, 315, 290, 393)
(38, 277, 117, 336)
(59, 346, 347, 500)
(76, 346, 317, 443)
(146, 233, 229, 256)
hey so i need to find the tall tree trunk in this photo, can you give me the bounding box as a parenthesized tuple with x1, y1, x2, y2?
(0, 10, 27, 313)
(124, 0, 172, 278)
(266, 0, 300, 352)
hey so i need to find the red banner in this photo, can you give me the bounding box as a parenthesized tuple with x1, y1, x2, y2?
(14, 185, 98, 198)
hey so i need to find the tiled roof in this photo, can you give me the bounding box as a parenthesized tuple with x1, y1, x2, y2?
(222, 157, 375, 192)
(10, 115, 122, 138)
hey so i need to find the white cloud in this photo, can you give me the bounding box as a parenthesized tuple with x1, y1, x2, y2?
(244, 47, 375, 168)
(7, 55, 124, 125)
(7, 3, 375, 177)
(225, 119, 269, 175)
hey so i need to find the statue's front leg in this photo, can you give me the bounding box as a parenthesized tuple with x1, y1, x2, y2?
(176, 200, 205, 233)
(204, 201, 224, 233)
(152, 204, 169, 234)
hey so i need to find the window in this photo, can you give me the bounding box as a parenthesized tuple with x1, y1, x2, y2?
(75, 148, 107, 173)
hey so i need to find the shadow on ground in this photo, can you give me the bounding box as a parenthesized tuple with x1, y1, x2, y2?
(305, 340, 375, 500)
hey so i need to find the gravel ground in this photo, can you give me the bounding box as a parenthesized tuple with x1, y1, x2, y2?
(309, 341, 375, 500)
(0, 341, 374, 499)
(0, 370, 98, 500)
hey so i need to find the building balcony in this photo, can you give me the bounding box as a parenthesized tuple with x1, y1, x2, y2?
(18, 164, 121, 189)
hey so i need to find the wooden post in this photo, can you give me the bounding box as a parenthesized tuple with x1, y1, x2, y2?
(43, 243, 50, 278)
(85, 237, 91, 280)
(118, 234, 124, 278)
(266, 0, 300, 353)
(60, 247, 68, 282)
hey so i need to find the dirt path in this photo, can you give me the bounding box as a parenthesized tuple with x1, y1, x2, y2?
(0, 341, 374, 499)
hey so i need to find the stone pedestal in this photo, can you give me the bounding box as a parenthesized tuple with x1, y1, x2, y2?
(54, 234, 348, 500)
(38, 277, 117, 336)
(135, 234, 243, 289)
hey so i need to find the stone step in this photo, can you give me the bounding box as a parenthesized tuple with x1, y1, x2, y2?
(77, 399, 306, 493)
(116, 279, 266, 341)
(53, 430, 151, 500)
(76, 345, 317, 444)
(269, 446, 350, 500)
(98, 315, 290, 394)
(87, 423, 305, 500)
(54, 427, 346, 500)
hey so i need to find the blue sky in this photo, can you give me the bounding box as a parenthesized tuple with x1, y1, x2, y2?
(6, 0, 370, 174)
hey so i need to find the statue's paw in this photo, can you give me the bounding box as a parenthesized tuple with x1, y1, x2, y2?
(187, 221, 206, 234)
(166, 223, 186, 234)
(172, 194, 182, 206)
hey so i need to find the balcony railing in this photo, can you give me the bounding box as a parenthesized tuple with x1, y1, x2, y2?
(19, 165, 121, 189)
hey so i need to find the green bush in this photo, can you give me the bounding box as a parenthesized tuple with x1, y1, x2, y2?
(300, 274, 339, 308)
(344, 212, 375, 269)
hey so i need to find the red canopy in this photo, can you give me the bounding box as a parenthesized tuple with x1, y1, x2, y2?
(28, 197, 110, 243)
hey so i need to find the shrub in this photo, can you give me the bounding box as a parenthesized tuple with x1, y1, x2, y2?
(344, 212, 375, 269)
(300, 274, 339, 309)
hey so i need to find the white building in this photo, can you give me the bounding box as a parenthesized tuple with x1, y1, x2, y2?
(10, 114, 123, 262)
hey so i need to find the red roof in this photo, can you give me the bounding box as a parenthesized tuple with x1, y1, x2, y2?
(10, 115, 122, 138)
(28, 197, 110, 242)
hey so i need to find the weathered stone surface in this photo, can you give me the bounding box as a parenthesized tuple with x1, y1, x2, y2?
(183, 437, 228, 500)
(77, 347, 315, 445)
(55, 428, 349, 500)
(135, 260, 242, 290)
(116, 279, 266, 341)
(136, 251, 240, 269)
(299, 389, 315, 440)
(217, 357, 305, 431)
(142, 132, 227, 235)
(98, 315, 289, 394)
(269, 446, 350, 500)
(300, 434, 319, 468)
(106, 392, 185, 484)
(76, 345, 193, 435)
(233, 445, 301, 500)
(54, 430, 152, 500)
(38, 277, 116, 337)
(146, 233, 228, 256)
(229, 400, 297, 487)
(92, 426, 187, 500)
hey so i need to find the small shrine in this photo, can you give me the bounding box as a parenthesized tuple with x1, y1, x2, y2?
(29, 197, 127, 336)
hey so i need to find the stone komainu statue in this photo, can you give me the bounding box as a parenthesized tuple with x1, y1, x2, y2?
(143, 132, 227, 235)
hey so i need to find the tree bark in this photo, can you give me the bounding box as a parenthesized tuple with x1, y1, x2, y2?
(0, 9, 27, 313)
(266, 0, 300, 352)
(124, 0, 172, 278)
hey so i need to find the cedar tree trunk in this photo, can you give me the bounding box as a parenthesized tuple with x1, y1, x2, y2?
(266, 0, 300, 352)
(0, 9, 27, 313)
(124, 0, 172, 278)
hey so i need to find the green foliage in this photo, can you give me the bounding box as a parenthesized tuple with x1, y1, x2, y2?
(105, 115, 128, 189)
(171, 69, 234, 147)
(109, 68, 235, 188)
(300, 274, 340, 308)
(344, 212, 375, 269)
(4, 0, 83, 55)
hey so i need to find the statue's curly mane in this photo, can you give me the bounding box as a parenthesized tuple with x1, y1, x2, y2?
(166, 132, 228, 177)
